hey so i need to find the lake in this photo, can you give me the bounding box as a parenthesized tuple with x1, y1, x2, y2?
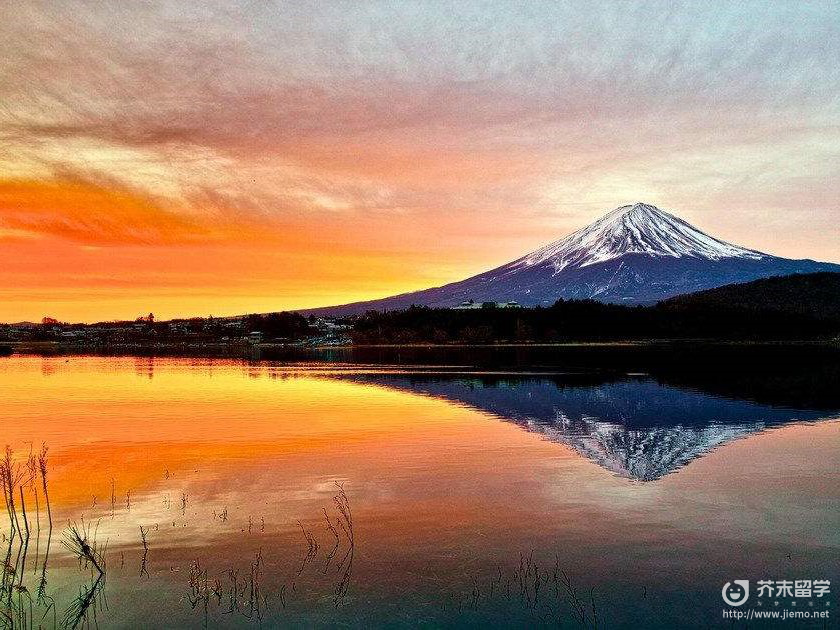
(1, 351, 838, 628)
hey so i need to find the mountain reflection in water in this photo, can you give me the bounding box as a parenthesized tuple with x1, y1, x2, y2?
(337, 373, 840, 481)
(1, 354, 837, 629)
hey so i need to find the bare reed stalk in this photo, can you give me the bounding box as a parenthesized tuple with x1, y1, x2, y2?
(332, 481, 354, 607)
(139, 525, 150, 578)
(445, 553, 601, 629)
(27, 450, 40, 571)
(17, 486, 29, 543)
(205, 550, 268, 624)
(0, 459, 13, 540)
(187, 559, 211, 628)
(295, 520, 319, 578)
(557, 563, 598, 629)
(38, 444, 51, 531)
(62, 520, 106, 576)
(1, 448, 23, 542)
(37, 531, 53, 610)
(62, 572, 105, 630)
(246, 548, 265, 623)
(322, 507, 340, 573)
(1, 535, 14, 627)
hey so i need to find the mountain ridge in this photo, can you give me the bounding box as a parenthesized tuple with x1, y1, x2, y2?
(662, 271, 840, 320)
(301, 203, 840, 315)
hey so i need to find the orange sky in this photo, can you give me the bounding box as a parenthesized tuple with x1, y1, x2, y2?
(1, 2, 838, 322)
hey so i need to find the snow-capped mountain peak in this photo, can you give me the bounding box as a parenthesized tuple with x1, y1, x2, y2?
(303, 201, 840, 314)
(517, 202, 766, 272)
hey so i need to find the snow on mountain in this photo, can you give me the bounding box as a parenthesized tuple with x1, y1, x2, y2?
(513, 202, 765, 272)
(302, 202, 840, 314)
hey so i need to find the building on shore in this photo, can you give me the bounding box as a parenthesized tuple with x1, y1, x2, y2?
(451, 300, 521, 310)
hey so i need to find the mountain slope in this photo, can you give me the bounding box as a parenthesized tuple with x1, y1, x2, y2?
(302, 203, 840, 315)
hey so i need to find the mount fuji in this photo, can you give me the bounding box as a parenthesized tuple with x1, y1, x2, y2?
(306, 203, 840, 314)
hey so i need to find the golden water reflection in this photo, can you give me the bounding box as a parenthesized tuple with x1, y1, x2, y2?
(1, 356, 837, 628)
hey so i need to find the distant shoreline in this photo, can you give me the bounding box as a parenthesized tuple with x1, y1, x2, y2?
(4, 338, 838, 357)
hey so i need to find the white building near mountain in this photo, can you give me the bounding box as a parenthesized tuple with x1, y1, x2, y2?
(451, 300, 521, 310)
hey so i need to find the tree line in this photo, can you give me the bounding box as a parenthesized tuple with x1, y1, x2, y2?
(349, 286, 840, 344)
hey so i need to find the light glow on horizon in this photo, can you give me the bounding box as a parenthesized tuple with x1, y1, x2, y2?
(1, 1, 838, 322)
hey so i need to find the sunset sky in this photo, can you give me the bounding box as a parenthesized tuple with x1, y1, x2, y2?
(2, 1, 838, 322)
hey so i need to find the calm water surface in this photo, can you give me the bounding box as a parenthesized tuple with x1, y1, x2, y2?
(1, 355, 838, 628)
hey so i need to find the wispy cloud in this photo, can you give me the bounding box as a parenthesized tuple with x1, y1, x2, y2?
(0, 0, 838, 319)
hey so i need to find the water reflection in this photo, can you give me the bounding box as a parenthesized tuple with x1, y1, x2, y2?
(0, 355, 837, 628)
(339, 374, 840, 481)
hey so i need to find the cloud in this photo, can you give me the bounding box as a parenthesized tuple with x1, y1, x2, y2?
(0, 178, 213, 244)
(0, 0, 837, 320)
